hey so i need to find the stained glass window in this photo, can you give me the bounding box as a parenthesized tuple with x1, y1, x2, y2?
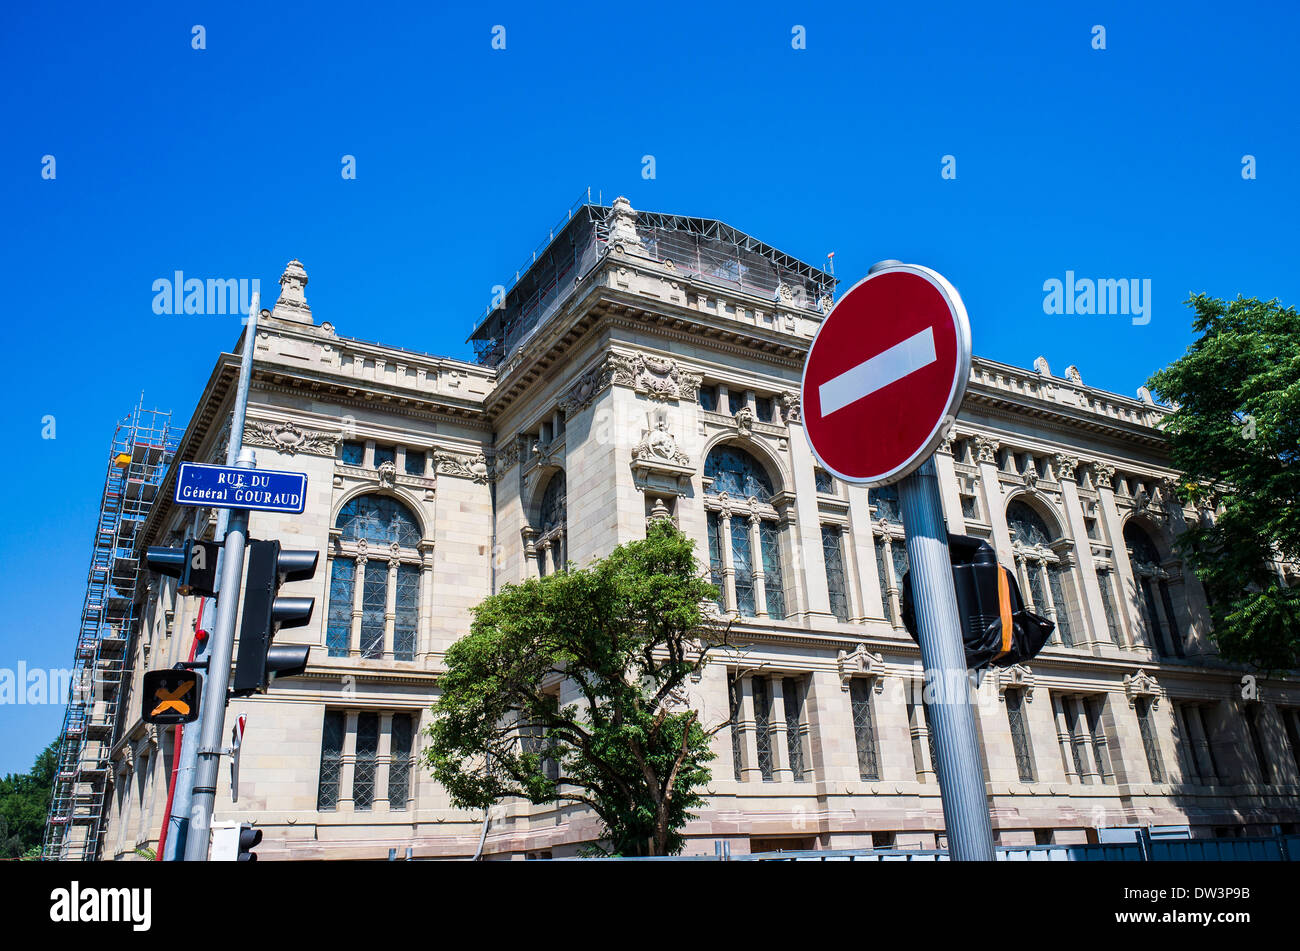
(850, 679, 880, 781)
(753, 678, 774, 782)
(1135, 697, 1164, 783)
(760, 519, 785, 619)
(822, 525, 849, 621)
(1006, 500, 1053, 548)
(389, 713, 414, 809)
(1047, 565, 1075, 647)
(316, 711, 345, 810)
(706, 511, 725, 611)
(784, 677, 805, 781)
(326, 559, 354, 657)
(1027, 565, 1047, 614)
(730, 517, 756, 617)
(393, 564, 419, 661)
(704, 446, 775, 502)
(1006, 689, 1035, 782)
(869, 486, 902, 525)
(361, 561, 388, 659)
(353, 712, 379, 810)
(336, 495, 421, 547)
(341, 441, 364, 466)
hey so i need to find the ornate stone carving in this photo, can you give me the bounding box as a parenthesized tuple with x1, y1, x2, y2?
(779, 391, 801, 424)
(632, 419, 690, 466)
(558, 357, 619, 416)
(1094, 463, 1116, 490)
(435, 450, 490, 484)
(244, 419, 341, 457)
(974, 435, 1000, 464)
(936, 434, 954, 455)
(646, 497, 674, 528)
(734, 405, 755, 435)
(611, 352, 702, 403)
(271, 259, 313, 324)
(1054, 453, 1078, 482)
(1124, 668, 1161, 708)
(607, 196, 645, 254)
(817, 294, 833, 314)
(377, 460, 397, 487)
(997, 664, 1036, 702)
(492, 440, 521, 481)
(837, 644, 887, 692)
(1033, 356, 1051, 377)
(1064, 364, 1083, 386)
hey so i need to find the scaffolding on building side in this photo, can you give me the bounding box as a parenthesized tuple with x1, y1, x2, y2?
(42, 399, 181, 861)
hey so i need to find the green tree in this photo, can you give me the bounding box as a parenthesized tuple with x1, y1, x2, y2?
(1147, 294, 1300, 669)
(424, 521, 739, 856)
(0, 740, 58, 858)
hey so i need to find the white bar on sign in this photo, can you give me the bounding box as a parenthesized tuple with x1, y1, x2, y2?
(818, 326, 937, 416)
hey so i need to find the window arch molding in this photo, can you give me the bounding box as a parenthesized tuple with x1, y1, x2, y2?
(1004, 494, 1082, 648)
(698, 431, 791, 497)
(526, 468, 567, 576)
(326, 490, 431, 663)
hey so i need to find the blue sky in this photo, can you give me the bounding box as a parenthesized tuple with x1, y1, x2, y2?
(1, 1, 1296, 774)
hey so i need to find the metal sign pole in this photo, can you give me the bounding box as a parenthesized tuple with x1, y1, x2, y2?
(897, 456, 995, 861)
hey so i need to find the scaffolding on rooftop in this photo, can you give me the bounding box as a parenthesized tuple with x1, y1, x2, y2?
(41, 399, 181, 861)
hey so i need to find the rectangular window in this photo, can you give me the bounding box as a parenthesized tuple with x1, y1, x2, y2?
(821, 525, 850, 622)
(341, 441, 365, 466)
(753, 677, 774, 782)
(326, 559, 355, 658)
(373, 445, 395, 469)
(1245, 704, 1271, 783)
(814, 468, 835, 494)
(1047, 566, 1075, 647)
(1007, 689, 1036, 782)
(783, 677, 805, 782)
(361, 561, 388, 659)
(1085, 697, 1114, 783)
(404, 450, 425, 476)
(706, 512, 726, 611)
(393, 564, 419, 662)
(353, 712, 379, 810)
(389, 713, 414, 809)
(1135, 696, 1164, 783)
(317, 714, 343, 807)
(698, 385, 717, 412)
(755, 395, 774, 423)
(727, 389, 745, 415)
(730, 517, 756, 617)
(760, 519, 785, 619)
(850, 679, 880, 781)
(960, 494, 978, 519)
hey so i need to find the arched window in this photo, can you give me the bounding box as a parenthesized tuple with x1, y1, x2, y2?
(868, 486, 907, 626)
(1006, 499, 1080, 647)
(1123, 522, 1184, 658)
(534, 471, 567, 576)
(703, 445, 786, 619)
(327, 494, 425, 661)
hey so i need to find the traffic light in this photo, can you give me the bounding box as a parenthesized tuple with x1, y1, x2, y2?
(146, 538, 221, 597)
(231, 539, 317, 696)
(141, 668, 202, 724)
(901, 534, 1055, 670)
(237, 823, 262, 862)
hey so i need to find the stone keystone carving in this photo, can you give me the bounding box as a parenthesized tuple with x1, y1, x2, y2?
(1123, 668, 1161, 708)
(836, 644, 887, 692)
(632, 419, 690, 466)
(244, 419, 341, 457)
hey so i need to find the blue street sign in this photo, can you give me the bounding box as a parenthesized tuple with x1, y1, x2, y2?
(174, 463, 308, 514)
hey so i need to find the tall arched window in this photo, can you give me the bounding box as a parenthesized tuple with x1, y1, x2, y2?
(869, 486, 907, 627)
(703, 445, 787, 619)
(1006, 499, 1080, 647)
(534, 471, 567, 576)
(1123, 521, 1184, 658)
(327, 494, 425, 661)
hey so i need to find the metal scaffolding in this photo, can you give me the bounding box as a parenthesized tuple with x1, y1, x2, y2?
(42, 399, 181, 861)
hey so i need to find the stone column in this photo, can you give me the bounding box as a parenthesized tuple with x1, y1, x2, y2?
(349, 554, 365, 657)
(384, 556, 399, 658)
(1095, 464, 1141, 650)
(933, 437, 967, 528)
(418, 541, 435, 658)
(846, 485, 885, 619)
(1052, 694, 1079, 783)
(340, 711, 359, 812)
(976, 436, 1013, 562)
(748, 514, 768, 618)
(719, 510, 737, 612)
(1057, 455, 1108, 648)
(1185, 705, 1220, 785)
(788, 418, 833, 619)
(739, 676, 762, 783)
(769, 677, 793, 782)
(375, 713, 392, 811)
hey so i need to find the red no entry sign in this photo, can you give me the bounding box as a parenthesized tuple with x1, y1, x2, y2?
(801, 262, 972, 486)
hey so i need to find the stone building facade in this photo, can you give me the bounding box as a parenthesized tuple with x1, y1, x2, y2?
(103, 200, 1300, 859)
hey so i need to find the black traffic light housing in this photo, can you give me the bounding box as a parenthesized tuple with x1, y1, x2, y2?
(901, 533, 1055, 670)
(232, 539, 317, 696)
(237, 823, 262, 862)
(141, 668, 202, 724)
(146, 538, 221, 597)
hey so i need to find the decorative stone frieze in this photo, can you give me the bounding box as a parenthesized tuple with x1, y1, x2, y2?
(1053, 453, 1079, 482)
(836, 644, 887, 692)
(557, 357, 619, 417)
(435, 450, 490, 484)
(610, 351, 702, 403)
(974, 434, 1000, 464)
(1094, 463, 1116, 490)
(997, 664, 1036, 702)
(779, 391, 801, 424)
(244, 419, 342, 457)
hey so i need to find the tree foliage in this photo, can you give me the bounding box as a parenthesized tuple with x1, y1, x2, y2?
(0, 741, 57, 858)
(1147, 294, 1300, 669)
(423, 522, 739, 855)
